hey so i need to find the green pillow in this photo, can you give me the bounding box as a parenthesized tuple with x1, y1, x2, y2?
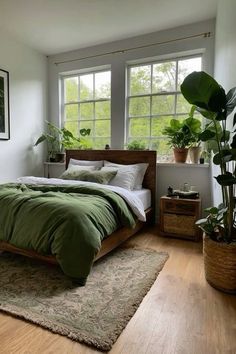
(61, 169, 118, 184)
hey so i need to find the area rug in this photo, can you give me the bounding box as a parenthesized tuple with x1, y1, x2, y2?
(0, 248, 168, 351)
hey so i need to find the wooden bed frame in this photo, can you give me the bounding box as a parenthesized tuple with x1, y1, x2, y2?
(0, 150, 157, 266)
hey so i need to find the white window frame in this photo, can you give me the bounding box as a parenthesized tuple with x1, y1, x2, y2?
(61, 67, 111, 148)
(126, 54, 203, 151)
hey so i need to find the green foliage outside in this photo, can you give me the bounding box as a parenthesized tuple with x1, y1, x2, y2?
(128, 57, 202, 160)
(64, 72, 111, 149)
(63, 58, 201, 157)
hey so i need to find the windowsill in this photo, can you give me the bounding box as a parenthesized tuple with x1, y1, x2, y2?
(44, 162, 66, 165)
(156, 162, 209, 168)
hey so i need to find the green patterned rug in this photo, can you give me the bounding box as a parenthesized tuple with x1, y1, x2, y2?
(0, 248, 168, 351)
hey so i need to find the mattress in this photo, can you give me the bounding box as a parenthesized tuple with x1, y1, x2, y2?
(132, 189, 151, 210)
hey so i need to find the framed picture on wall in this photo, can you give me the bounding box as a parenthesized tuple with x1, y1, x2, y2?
(0, 69, 10, 140)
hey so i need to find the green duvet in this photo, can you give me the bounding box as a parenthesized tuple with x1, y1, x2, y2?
(0, 183, 135, 284)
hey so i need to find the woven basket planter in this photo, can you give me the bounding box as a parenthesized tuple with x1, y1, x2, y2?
(203, 234, 236, 294)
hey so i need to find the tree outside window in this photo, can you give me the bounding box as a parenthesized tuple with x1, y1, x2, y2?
(63, 70, 111, 149)
(127, 56, 202, 161)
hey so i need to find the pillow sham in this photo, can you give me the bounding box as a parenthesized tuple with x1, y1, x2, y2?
(61, 168, 117, 184)
(60, 165, 96, 180)
(69, 158, 103, 169)
(101, 165, 139, 191)
(104, 161, 149, 190)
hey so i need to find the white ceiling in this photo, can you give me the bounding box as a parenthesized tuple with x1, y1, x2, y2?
(0, 0, 218, 55)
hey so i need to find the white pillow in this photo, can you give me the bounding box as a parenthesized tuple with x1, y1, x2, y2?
(101, 165, 139, 191)
(69, 158, 103, 169)
(104, 161, 148, 190)
(60, 165, 96, 179)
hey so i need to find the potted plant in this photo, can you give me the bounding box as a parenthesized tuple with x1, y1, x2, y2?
(126, 140, 147, 150)
(35, 121, 91, 162)
(181, 71, 236, 293)
(162, 112, 202, 163)
(187, 105, 203, 163)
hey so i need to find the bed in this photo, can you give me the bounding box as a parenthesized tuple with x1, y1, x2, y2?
(0, 149, 156, 284)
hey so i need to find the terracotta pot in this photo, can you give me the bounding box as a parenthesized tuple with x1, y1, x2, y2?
(203, 234, 236, 294)
(173, 148, 189, 163)
(189, 146, 201, 164)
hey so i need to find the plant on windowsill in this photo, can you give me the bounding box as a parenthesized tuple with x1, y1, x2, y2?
(126, 140, 147, 150)
(181, 70, 236, 293)
(35, 121, 91, 162)
(162, 106, 202, 163)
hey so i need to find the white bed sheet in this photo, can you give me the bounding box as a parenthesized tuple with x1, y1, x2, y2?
(131, 189, 151, 210)
(17, 176, 147, 222)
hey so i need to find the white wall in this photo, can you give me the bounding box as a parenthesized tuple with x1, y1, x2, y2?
(157, 164, 211, 218)
(48, 19, 215, 148)
(211, 0, 236, 206)
(0, 28, 47, 182)
(48, 20, 215, 219)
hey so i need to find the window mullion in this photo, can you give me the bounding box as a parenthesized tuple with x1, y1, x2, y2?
(93, 73, 95, 146)
(150, 64, 153, 149)
(174, 60, 179, 115)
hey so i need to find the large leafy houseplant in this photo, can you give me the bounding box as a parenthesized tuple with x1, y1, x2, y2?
(181, 71, 236, 293)
(35, 121, 91, 161)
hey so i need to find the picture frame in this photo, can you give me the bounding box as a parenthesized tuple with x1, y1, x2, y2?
(0, 69, 10, 140)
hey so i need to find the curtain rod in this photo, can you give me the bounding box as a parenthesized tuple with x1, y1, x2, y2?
(54, 31, 212, 66)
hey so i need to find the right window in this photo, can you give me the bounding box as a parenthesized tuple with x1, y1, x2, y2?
(127, 56, 202, 161)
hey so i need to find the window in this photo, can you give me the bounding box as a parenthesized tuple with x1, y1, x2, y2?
(62, 69, 111, 149)
(127, 56, 202, 161)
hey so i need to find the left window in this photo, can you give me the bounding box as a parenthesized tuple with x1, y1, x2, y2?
(62, 69, 111, 149)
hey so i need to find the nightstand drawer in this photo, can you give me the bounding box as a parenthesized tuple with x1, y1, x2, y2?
(163, 200, 196, 215)
(160, 195, 201, 241)
(163, 214, 196, 236)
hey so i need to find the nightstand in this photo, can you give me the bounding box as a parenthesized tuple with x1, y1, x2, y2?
(44, 162, 65, 178)
(160, 196, 202, 241)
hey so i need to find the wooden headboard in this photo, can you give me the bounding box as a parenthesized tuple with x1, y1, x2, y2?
(66, 149, 157, 212)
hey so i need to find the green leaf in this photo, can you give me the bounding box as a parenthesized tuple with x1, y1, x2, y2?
(195, 218, 208, 225)
(204, 207, 219, 214)
(189, 105, 196, 118)
(62, 128, 74, 138)
(180, 71, 226, 112)
(216, 111, 227, 121)
(199, 129, 215, 141)
(196, 107, 216, 120)
(233, 113, 236, 127)
(200, 224, 215, 234)
(208, 87, 227, 112)
(213, 149, 232, 165)
(34, 135, 47, 146)
(231, 134, 236, 148)
(185, 117, 201, 132)
(80, 128, 91, 136)
(215, 172, 236, 186)
(170, 119, 182, 130)
(220, 130, 230, 143)
(226, 87, 236, 116)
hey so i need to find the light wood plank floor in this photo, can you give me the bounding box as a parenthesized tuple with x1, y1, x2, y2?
(0, 226, 236, 354)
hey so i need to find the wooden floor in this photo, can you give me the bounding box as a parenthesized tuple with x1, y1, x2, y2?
(0, 226, 236, 354)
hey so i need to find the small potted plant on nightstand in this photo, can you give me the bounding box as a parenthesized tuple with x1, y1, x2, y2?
(181, 71, 236, 293)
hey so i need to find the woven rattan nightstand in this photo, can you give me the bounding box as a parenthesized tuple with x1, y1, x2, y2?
(160, 196, 202, 241)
